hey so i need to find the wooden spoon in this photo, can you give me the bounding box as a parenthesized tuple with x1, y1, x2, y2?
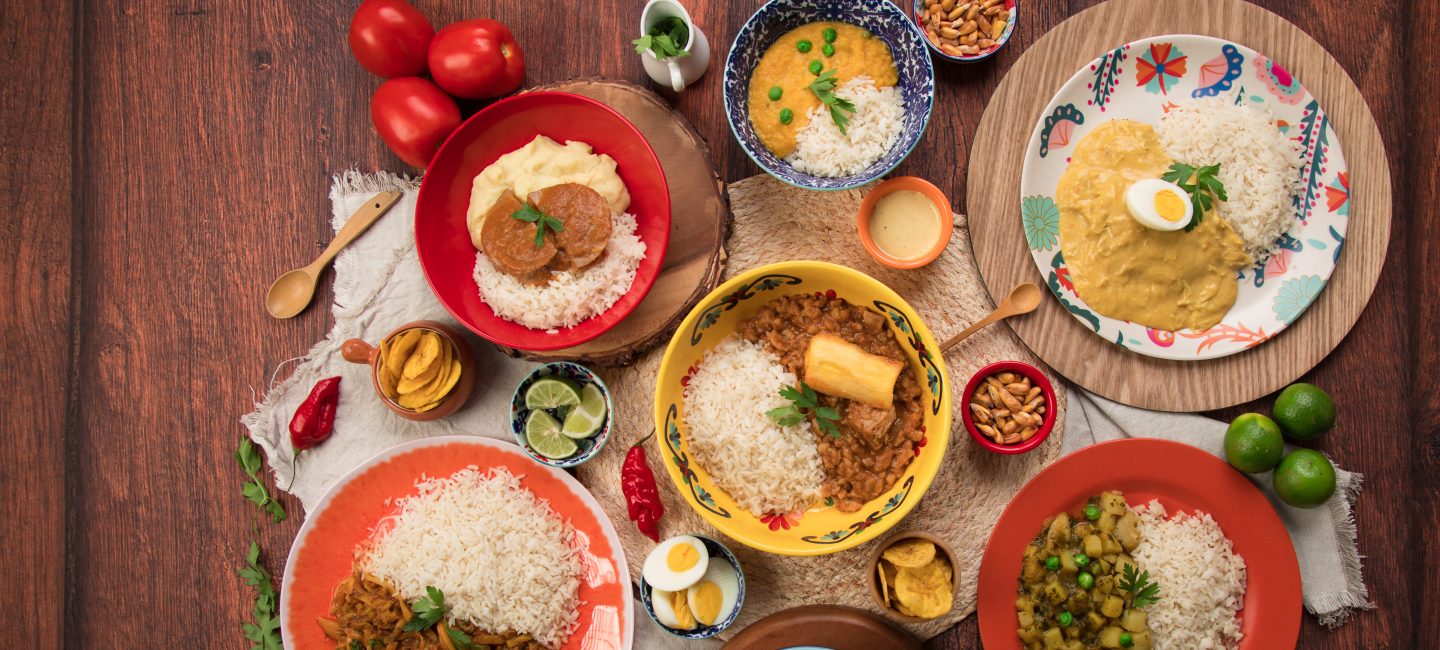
(265, 191, 404, 319)
(940, 282, 1043, 353)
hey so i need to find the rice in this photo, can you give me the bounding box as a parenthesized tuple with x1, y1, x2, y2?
(1156, 95, 1304, 261)
(682, 336, 825, 516)
(474, 212, 646, 332)
(362, 467, 582, 648)
(785, 76, 904, 178)
(1132, 500, 1247, 650)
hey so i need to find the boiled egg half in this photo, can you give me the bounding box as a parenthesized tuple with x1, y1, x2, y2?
(1125, 178, 1193, 231)
(686, 561, 741, 627)
(642, 535, 709, 592)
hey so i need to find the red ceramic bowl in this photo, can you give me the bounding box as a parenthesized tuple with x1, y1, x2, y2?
(960, 360, 1056, 454)
(415, 92, 671, 351)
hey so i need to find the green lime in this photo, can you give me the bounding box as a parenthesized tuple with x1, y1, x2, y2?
(525, 377, 582, 410)
(1272, 383, 1336, 440)
(525, 410, 578, 459)
(1273, 449, 1336, 508)
(1224, 413, 1285, 474)
(562, 383, 608, 439)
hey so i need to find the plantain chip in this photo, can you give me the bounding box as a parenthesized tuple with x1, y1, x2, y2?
(384, 329, 424, 377)
(882, 538, 937, 568)
(892, 557, 954, 620)
(878, 562, 892, 607)
(398, 343, 452, 405)
(401, 332, 442, 380)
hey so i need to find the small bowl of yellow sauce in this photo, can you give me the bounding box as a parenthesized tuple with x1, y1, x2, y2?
(858, 176, 953, 269)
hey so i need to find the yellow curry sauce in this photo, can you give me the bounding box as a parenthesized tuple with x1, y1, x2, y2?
(747, 22, 897, 158)
(1056, 120, 1253, 332)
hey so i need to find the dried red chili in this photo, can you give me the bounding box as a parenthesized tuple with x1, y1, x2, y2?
(621, 431, 664, 542)
(290, 376, 341, 451)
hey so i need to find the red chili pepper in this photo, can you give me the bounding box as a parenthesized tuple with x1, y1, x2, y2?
(290, 376, 341, 451)
(621, 431, 664, 542)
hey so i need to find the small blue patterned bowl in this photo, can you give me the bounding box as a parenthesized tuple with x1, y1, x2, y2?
(508, 362, 613, 468)
(723, 0, 935, 191)
(911, 0, 1017, 63)
(639, 535, 747, 639)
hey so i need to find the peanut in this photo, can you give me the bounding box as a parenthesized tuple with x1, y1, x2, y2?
(970, 371, 1049, 445)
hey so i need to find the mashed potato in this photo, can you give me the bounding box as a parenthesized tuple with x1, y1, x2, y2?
(466, 136, 630, 249)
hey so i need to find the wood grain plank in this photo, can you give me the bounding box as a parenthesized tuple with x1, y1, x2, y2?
(0, 1, 75, 648)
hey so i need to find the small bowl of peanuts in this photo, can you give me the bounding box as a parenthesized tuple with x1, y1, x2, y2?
(913, 0, 1015, 62)
(961, 360, 1055, 454)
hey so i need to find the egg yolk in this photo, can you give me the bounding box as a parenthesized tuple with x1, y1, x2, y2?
(672, 591, 698, 629)
(690, 581, 723, 625)
(1154, 190, 1187, 222)
(667, 543, 700, 572)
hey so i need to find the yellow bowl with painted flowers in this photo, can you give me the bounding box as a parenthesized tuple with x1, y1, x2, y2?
(653, 261, 952, 556)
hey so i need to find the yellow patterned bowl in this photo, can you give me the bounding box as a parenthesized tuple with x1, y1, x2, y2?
(653, 261, 952, 556)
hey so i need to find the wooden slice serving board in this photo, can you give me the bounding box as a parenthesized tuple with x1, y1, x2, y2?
(499, 79, 729, 366)
(968, 0, 1392, 412)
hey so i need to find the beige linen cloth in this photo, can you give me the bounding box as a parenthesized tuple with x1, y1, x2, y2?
(244, 173, 1369, 649)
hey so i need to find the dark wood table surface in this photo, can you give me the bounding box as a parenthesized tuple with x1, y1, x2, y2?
(4, 0, 1435, 647)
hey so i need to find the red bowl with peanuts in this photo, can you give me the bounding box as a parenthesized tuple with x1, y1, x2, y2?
(961, 361, 1055, 454)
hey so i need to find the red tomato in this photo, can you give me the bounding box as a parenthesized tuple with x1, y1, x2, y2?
(427, 19, 526, 99)
(369, 77, 461, 168)
(348, 0, 434, 78)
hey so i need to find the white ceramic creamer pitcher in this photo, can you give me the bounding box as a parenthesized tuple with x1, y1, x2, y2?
(638, 0, 710, 92)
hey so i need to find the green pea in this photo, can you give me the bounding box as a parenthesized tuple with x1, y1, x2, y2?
(823, 27, 838, 43)
(822, 43, 835, 57)
(1084, 504, 1101, 520)
(1058, 611, 1073, 627)
(768, 86, 783, 101)
(797, 40, 813, 53)
(1073, 553, 1090, 568)
(808, 59, 823, 75)
(1077, 572, 1094, 590)
(1044, 555, 1060, 571)
(1120, 632, 1133, 648)
(779, 108, 793, 124)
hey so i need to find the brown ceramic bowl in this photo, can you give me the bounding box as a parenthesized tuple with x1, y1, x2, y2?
(342, 320, 475, 422)
(866, 530, 961, 624)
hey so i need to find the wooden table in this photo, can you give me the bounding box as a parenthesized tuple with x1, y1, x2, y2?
(4, 0, 1433, 647)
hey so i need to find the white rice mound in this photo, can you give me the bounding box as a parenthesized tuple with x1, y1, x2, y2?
(1157, 95, 1304, 262)
(1132, 500, 1247, 650)
(362, 467, 582, 648)
(474, 212, 646, 332)
(682, 336, 825, 517)
(785, 76, 904, 178)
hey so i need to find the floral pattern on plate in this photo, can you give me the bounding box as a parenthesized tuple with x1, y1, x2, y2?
(1019, 34, 1350, 360)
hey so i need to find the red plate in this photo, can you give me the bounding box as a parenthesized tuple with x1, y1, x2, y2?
(280, 436, 633, 649)
(415, 92, 671, 351)
(978, 438, 1300, 649)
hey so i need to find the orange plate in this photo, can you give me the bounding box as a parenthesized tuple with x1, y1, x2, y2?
(280, 436, 633, 649)
(978, 438, 1300, 649)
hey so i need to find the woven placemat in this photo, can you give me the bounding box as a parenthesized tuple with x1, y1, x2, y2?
(574, 174, 1066, 640)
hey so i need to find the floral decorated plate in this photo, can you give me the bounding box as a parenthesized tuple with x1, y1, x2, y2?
(653, 261, 952, 556)
(1020, 34, 1350, 360)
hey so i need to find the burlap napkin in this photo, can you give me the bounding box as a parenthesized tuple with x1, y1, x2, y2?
(1062, 389, 1373, 627)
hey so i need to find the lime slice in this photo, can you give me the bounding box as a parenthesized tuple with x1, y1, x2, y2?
(562, 383, 609, 439)
(525, 410, 578, 459)
(525, 377, 582, 410)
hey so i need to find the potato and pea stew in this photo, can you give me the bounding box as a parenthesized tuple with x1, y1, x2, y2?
(1016, 491, 1160, 650)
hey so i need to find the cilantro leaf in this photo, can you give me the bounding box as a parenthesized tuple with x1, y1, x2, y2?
(807, 69, 857, 134)
(767, 382, 844, 438)
(633, 17, 690, 59)
(1119, 563, 1162, 608)
(511, 203, 565, 249)
(632, 35, 654, 55)
(447, 628, 482, 650)
(236, 437, 285, 522)
(1160, 162, 1227, 232)
(239, 541, 284, 650)
(402, 586, 448, 633)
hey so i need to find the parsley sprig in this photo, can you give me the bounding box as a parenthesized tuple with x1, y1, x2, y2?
(1160, 162, 1228, 232)
(1118, 563, 1162, 609)
(402, 586, 449, 632)
(236, 437, 286, 523)
(767, 382, 842, 438)
(633, 16, 691, 59)
(511, 203, 565, 249)
(447, 628, 483, 649)
(238, 542, 283, 650)
(807, 69, 857, 135)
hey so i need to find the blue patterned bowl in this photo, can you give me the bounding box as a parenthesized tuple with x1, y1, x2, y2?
(639, 535, 746, 639)
(724, 0, 935, 190)
(508, 362, 613, 468)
